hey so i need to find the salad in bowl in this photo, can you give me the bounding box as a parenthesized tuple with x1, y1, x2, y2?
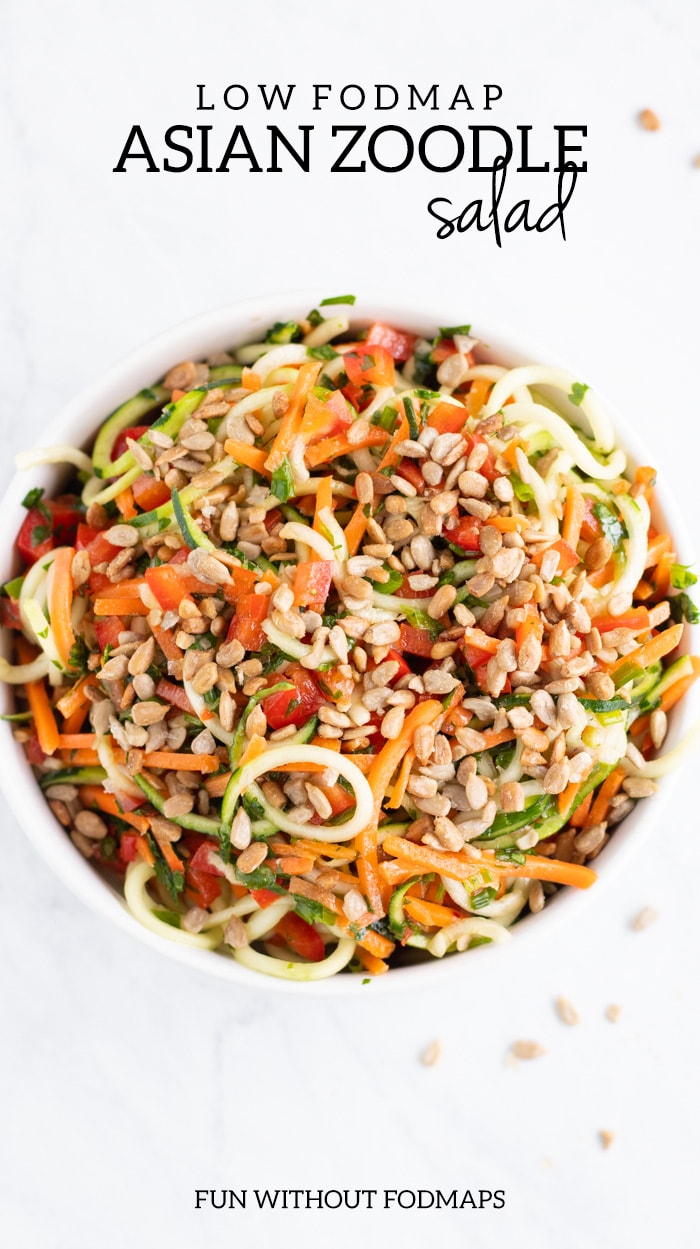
(1, 294, 697, 983)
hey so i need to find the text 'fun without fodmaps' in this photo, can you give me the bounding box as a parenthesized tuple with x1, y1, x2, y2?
(112, 82, 588, 245)
(194, 1189, 506, 1210)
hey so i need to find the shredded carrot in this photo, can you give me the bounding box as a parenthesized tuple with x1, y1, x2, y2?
(587, 557, 616, 589)
(562, 485, 585, 550)
(488, 513, 528, 532)
(558, 779, 581, 818)
(359, 699, 443, 915)
(403, 897, 462, 929)
(150, 827, 185, 874)
(62, 703, 90, 734)
(354, 947, 389, 975)
(312, 734, 340, 753)
(388, 748, 415, 809)
(654, 551, 674, 596)
(95, 578, 148, 600)
(59, 748, 99, 765)
(94, 597, 148, 617)
(481, 728, 517, 750)
(49, 546, 76, 669)
(238, 734, 267, 770)
(151, 625, 184, 662)
(204, 772, 230, 797)
(56, 734, 96, 749)
(289, 837, 358, 862)
(223, 440, 270, 477)
(115, 486, 137, 520)
(305, 425, 388, 468)
(17, 639, 59, 755)
(585, 767, 626, 826)
(344, 501, 369, 557)
(645, 532, 673, 569)
(609, 623, 683, 679)
(570, 791, 593, 828)
(462, 627, 500, 655)
(376, 410, 410, 471)
(465, 376, 493, 418)
(241, 367, 261, 391)
(135, 836, 155, 865)
(265, 360, 321, 472)
(80, 785, 149, 834)
(171, 389, 186, 403)
(145, 750, 222, 773)
(56, 674, 97, 719)
(378, 860, 421, 888)
(383, 835, 597, 890)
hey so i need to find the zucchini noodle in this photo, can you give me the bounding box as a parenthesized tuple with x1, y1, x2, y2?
(225, 744, 374, 842)
(15, 445, 93, 475)
(494, 403, 626, 480)
(124, 861, 223, 948)
(427, 916, 512, 957)
(232, 937, 356, 981)
(483, 365, 616, 451)
(514, 447, 559, 535)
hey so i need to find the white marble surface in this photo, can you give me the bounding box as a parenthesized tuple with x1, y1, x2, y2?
(2, 1, 700, 1246)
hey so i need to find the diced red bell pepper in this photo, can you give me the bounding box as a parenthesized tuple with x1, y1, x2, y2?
(292, 560, 334, 611)
(364, 322, 417, 363)
(112, 425, 150, 462)
(430, 337, 459, 365)
(155, 678, 195, 714)
(131, 474, 171, 512)
(384, 647, 411, 681)
(343, 346, 395, 388)
(274, 912, 325, 962)
(95, 615, 125, 652)
(250, 888, 282, 909)
(189, 841, 223, 875)
(462, 641, 493, 670)
(428, 401, 468, 435)
(77, 524, 120, 567)
(581, 496, 603, 543)
(538, 539, 580, 574)
(226, 593, 269, 652)
(464, 433, 498, 483)
(16, 507, 54, 564)
(119, 833, 140, 864)
(317, 664, 354, 704)
(397, 573, 434, 600)
(0, 597, 22, 629)
(264, 664, 325, 729)
(27, 734, 46, 766)
(395, 458, 426, 495)
(398, 624, 434, 658)
(16, 496, 84, 565)
(221, 566, 259, 604)
(186, 867, 222, 909)
(145, 564, 191, 613)
(300, 391, 352, 445)
(168, 546, 189, 565)
(451, 515, 483, 552)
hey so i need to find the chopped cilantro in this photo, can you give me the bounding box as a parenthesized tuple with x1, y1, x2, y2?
(150, 839, 185, 899)
(234, 863, 285, 893)
(470, 886, 498, 910)
(68, 637, 89, 674)
(319, 294, 356, 306)
(593, 501, 626, 550)
(362, 977, 371, 985)
(270, 456, 294, 504)
(439, 323, 472, 338)
(265, 320, 302, 344)
(670, 564, 698, 590)
(294, 895, 337, 927)
(241, 792, 266, 821)
(670, 593, 699, 625)
(568, 382, 589, 406)
(307, 344, 339, 361)
(307, 308, 323, 327)
(511, 473, 534, 503)
(403, 396, 420, 440)
(373, 566, 404, 595)
(21, 487, 50, 516)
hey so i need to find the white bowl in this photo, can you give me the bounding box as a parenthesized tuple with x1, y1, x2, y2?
(0, 291, 697, 995)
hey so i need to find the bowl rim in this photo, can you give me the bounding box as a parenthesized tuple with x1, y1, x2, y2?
(0, 288, 697, 997)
